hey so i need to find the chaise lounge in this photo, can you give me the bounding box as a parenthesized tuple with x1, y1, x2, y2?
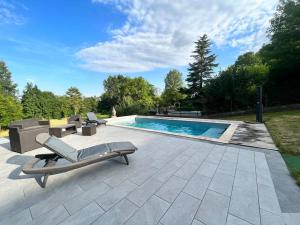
(86, 112, 107, 126)
(22, 133, 137, 187)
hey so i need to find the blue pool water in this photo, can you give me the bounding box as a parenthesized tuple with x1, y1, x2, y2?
(115, 117, 229, 138)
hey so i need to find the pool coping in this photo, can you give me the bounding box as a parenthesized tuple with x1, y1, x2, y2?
(105, 115, 241, 144)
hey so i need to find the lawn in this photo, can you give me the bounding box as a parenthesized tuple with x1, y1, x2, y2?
(219, 109, 300, 185)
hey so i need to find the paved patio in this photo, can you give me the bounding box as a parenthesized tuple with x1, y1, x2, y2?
(0, 126, 299, 225)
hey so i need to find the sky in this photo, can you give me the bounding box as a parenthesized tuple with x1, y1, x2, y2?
(0, 0, 278, 96)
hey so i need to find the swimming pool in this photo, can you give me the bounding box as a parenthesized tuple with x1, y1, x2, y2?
(111, 117, 230, 139)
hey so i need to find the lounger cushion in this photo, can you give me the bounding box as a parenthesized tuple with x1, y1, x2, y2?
(45, 136, 78, 162)
(107, 142, 137, 152)
(87, 112, 98, 121)
(77, 144, 109, 160)
(77, 142, 137, 161)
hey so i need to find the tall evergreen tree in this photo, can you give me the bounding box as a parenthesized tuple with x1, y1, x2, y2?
(186, 35, 218, 98)
(0, 61, 18, 97)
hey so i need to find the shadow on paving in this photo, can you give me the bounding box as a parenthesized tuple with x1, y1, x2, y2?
(230, 122, 278, 150)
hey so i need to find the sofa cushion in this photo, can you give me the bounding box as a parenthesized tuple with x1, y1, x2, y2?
(22, 125, 48, 131)
(10, 119, 39, 128)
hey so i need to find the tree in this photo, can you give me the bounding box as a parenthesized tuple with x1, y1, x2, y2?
(0, 93, 22, 128)
(82, 96, 99, 114)
(103, 75, 128, 107)
(65, 87, 82, 115)
(161, 69, 186, 106)
(259, 0, 300, 104)
(58, 96, 73, 118)
(0, 61, 17, 97)
(186, 35, 218, 99)
(40, 91, 62, 119)
(21, 83, 44, 118)
(204, 52, 269, 112)
(100, 75, 156, 116)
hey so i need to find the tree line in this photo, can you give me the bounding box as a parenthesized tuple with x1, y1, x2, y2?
(1, 0, 299, 128)
(0, 63, 99, 128)
(99, 0, 300, 114)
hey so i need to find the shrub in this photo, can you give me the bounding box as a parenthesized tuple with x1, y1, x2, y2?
(0, 93, 23, 128)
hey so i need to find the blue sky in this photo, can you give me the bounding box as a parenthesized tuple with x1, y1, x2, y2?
(0, 0, 277, 96)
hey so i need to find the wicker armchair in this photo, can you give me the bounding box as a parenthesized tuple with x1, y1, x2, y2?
(67, 115, 82, 128)
(9, 119, 50, 154)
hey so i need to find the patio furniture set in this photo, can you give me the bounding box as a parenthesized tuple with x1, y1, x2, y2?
(8, 112, 107, 154)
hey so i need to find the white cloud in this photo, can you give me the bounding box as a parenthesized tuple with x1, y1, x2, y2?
(0, 0, 26, 25)
(77, 0, 278, 72)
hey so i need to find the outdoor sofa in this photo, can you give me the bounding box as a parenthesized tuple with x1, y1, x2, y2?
(86, 112, 107, 126)
(22, 133, 137, 187)
(9, 119, 50, 154)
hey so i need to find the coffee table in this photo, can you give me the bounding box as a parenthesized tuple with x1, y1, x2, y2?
(49, 124, 77, 138)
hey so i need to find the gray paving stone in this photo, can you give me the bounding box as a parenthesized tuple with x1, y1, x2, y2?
(206, 148, 225, 164)
(125, 195, 169, 225)
(258, 183, 281, 213)
(260, 209, 285, 225)
(222, 151, 238, 163)
(217, 160, 237, 176)
(64, 182, 110, 214)
(283, 213, 300, 225)
(226, 214, 252, 225)
(209, 171, 234, 197)
(160, 192, 200, 225)
(96, 180, 137, 211)
(233, 169, 257, 191)
(171, 154, 191, 167)
(182, 147, 198, 156)
(156, 175, 187, 203)
(29, 184, 83, 218)
(103, 168, 134, 187)
(197, 161, 218, 177)
(151, 158, 170, 169)
(256, 167, 274, 187)
(59, 202, 104, 225)
(266, 151, 300, 212)
(28, 205, 69, 225)
(196, 190, 230, 225)
(184, 173, 211, 200)
(187, 152, 208, 165)
(129, 167, 159, 185)
(254, 152, 268, 170)
(0, 208, 32, 225)
(229, 186, 260, 225)
(127, 178, 163, 207)
(174, 161, 199, 180)
(236, 151, 255, 173)
(91, 199, 138, 225)
(154, 164, 180, 183)
(191, 220, 205, 225)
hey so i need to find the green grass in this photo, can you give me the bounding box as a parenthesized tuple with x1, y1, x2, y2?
(95, 113, 110, 119)
(219, 109, 300, 185)
(282, 154, 300, 185)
